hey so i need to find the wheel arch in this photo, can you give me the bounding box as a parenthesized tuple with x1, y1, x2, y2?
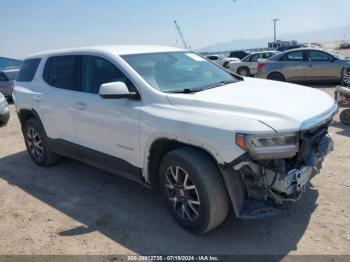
(145, 138, 246, 217)
(146, 138, 222, 188)
(267, 71, 286, 81)
(18, 108, 47, 136)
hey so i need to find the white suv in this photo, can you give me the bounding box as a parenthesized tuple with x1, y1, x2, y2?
(14, 45, 337, 233)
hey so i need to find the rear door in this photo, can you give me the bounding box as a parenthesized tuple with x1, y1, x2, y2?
(305, 50, 341, 81)
(39, 55, 79, 144)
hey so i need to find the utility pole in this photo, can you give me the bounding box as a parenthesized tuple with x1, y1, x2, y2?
(272, 18, 279, 42)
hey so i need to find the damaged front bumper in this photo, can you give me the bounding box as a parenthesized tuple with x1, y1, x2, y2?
(223, 123, 334, 219)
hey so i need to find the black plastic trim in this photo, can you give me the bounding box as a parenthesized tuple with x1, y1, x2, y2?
(46, 138, 144, 184)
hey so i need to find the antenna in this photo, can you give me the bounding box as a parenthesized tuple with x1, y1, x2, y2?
(174, 20, 190, 50)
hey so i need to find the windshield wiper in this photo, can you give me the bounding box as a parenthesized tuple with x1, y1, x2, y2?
(166, 80, 239, 94)
(166, 88, 202, 94)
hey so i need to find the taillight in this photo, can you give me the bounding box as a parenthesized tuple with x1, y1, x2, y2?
(257, 63, 265, 70)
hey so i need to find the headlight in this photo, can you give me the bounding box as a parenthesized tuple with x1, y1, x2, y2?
(235, 133, 299, 160)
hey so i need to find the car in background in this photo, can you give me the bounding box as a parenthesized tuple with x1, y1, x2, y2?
(256, 48, 350, 83)
(0, 93, 10, 126)
(277, 44, 307, 52)
(228, 51, 279, 76)
(0, 69, 19, 99)
(205, 55, 222, 64)
(219, 50, 250, 68)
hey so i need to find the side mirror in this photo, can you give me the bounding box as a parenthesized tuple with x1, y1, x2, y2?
(99, 82, 140, 100)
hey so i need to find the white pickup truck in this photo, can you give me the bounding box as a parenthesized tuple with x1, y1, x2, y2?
(14, 45, 337, 233)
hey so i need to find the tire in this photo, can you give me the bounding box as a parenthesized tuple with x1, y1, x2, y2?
(223, 62, 229, 69)
(268, 72, 285, 82)
(159, 147, 229, 233)
(340, 109, 350, 125)
(237, 67, 250, 77)
(23, 119, 60, 166)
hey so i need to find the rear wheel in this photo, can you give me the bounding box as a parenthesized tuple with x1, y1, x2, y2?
(159, 147, 229, 233)
(223, 62, 229, 69)
(268, 72, 285, 82)
(340, 109, 350, 125)
(23, 119, 60, 166)
(237, 67, 250, 76)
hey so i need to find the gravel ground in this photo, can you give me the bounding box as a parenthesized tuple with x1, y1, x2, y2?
(0, 85, 349, 257)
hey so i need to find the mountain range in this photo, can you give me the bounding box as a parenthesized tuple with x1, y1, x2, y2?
(198, 24, 350, 52)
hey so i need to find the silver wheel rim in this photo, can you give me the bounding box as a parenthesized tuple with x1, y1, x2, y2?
(26, 127, 44, 162)
(240, 69, 248, 76)
(344, 72, 350, 85)
(164, 166, 200, 221)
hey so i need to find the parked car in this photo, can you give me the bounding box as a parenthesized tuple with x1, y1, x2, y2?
(0, 69, 19, 99)
(228, 51, 279, 76)
(219, 50, 250, 68)
(0, 93, 10, 126)
(277, 44, 307, 52)
(256, 48, 350, 82)
(14, 45, 336, 233)
(205, 55, 222, 64)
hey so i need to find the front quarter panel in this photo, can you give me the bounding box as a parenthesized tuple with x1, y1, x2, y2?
(140, 103, 275, 183)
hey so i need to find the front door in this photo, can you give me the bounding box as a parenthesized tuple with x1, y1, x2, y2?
(71, 55, 141, 177)
(305, 50, 341, 81)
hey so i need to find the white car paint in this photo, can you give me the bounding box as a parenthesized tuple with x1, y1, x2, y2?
(14, 45, 337, 184)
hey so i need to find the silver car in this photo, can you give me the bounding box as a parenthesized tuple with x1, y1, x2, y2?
(228, 51, 279, 76)
(256, 48, 350, 82)
(0, 93, 10, 126)
(0, 69, 18, 99)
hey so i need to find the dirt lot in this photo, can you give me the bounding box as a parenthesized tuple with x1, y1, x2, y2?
(0, 85, 349, 257)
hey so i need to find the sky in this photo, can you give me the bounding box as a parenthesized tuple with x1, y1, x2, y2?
(1, 0, 350, 59)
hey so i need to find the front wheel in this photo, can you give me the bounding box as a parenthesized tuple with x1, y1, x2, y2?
(159, 147, 229, 233)
(340, 109, 350, 125)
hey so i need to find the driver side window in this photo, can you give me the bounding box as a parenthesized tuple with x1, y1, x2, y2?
(81, 56, 136, 94)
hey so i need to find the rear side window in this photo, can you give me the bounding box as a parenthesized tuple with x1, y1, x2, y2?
(44, 56, 79, 90)
(282, 51, 304, 62)
(17, 58, 41, 82)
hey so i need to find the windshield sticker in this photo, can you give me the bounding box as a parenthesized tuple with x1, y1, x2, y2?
(185, 53, 206, 62)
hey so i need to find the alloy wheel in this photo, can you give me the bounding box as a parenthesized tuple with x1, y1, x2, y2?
(26, 127, 44, 162)
(164, 165, 200, 221)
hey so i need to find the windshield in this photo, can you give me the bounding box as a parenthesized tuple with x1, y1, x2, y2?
(122, 52, 239, 93)
(328, 50, 348, 59)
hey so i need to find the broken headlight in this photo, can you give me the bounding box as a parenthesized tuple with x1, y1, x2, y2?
(235, 133, 299, 160)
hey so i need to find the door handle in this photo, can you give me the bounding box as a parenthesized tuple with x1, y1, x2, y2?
(75, 102, 87, 111)
(308, 64, 313, 68)
(32, 96, 43, 102)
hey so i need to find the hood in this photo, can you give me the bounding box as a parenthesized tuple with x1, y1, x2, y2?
(166, 77, 337, 132)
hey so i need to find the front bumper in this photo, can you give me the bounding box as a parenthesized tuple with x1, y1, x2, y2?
(225, 124, 333, 219)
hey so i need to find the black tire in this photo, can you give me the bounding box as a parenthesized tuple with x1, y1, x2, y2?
(159, 147, 229, 233)
(23, 119, 60, 166)
(340, 109, 350, 125)
(223, 62, 229, 69)
(268, 72, 285, 82)
(237, 67, 250, 76)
